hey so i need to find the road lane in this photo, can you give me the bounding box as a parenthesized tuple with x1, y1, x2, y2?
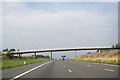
(10, 61, 52, 80)
(60, 60, 118, 78)
(2, 61, 50, 78)
(2, 60, 119, 79)
(20, 61, 77, 78)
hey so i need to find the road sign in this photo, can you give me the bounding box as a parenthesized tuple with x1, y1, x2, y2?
(62, 56, 66, 57)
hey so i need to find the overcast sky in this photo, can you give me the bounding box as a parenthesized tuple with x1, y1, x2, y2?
(2, 2, 118, 58)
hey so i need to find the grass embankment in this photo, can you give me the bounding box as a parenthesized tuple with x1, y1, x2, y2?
(2, 58, 50, 69)
(0, 60, 1, 69)
(73, 50, 120, 65)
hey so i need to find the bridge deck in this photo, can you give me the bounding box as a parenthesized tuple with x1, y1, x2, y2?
(11, 47, 119, 54)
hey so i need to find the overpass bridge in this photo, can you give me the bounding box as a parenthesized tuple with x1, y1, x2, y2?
(11, 47, 119, 59)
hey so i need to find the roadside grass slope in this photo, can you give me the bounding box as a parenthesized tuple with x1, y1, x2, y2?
(74, 50, 120, 65)
(2, 58, 50, 69)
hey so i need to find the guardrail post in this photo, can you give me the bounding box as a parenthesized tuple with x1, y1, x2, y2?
(50, 52, 52, 60)
(34, 52, 36, 59)
(75, 50, 76, 58)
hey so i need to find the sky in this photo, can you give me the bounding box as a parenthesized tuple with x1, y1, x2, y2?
(1, 2, 118, 59)
(2, 0, 119, 2)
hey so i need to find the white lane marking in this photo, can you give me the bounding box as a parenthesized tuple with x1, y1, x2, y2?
(87, 65, 91, 67)
(103, 64, 109, 65)
(104, 68, 114, 72)
(94, 63, 99, 64)
(94, 63, 118, 67)
(108, 65, 118, 67)
(68, 69, 72, 72)
(102, 64, 118, 67)
(64, 65, 65, 67)
(10, 61, 52, 80)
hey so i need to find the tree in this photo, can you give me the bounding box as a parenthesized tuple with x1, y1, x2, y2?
(2, 48, 8, 52)
(111, 43, 120, 48)
(9, 48, 15, 52)
(6, 53, 13, 59)
(112, 45, 115, 48)
(115, 43, 120, 48)
(36, 55, 44, 58)
(6, 48, 16, 59)
(87, 52, 91, 54)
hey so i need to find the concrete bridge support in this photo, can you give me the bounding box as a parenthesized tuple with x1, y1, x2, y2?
(34, 52, 36, 59)
(50, 52, 52, 60)
(18, 54, 21, 58)
(75, 50, 77, 58)
(98, 49, 102, 53)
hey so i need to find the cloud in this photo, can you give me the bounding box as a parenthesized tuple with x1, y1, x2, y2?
(2, 2, 118, 51)
(3, 6, 117, 31)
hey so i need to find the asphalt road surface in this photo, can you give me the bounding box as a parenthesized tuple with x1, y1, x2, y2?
(2, 60, 119, 80)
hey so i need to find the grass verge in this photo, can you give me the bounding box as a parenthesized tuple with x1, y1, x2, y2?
(72, 50, 120, 65)
(75, 60, 120, 65)
(2, 58, 50, 69)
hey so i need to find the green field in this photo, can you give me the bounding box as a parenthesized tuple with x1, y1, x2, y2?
(2, 58, 50, 69)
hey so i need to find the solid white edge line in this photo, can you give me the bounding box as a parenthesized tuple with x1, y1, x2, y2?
(10, 61, 52, 80)
(94, 63, 119, 67)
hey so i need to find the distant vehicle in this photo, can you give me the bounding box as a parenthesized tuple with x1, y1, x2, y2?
(62, 55, 66, 60)
(62, 57, 65, 60)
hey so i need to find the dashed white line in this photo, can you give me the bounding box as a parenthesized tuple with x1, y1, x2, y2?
(108, 69, 114, 72)
(87, 65, 91, 67)
(104, 68, 114, 72)
(68, 69, 72, 72)
(10, 61, 52, 80)
(64, 65, 65, 67)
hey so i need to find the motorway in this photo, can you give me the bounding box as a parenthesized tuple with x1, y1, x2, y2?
(2, 60, 119, 80)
